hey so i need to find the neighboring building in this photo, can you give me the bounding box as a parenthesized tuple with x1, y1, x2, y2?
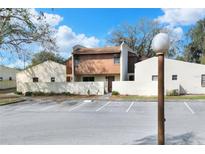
(0, 65, 19, 89)
(134, 57, 205, 95)
(16, 60, 66, 84)
(66, 42, 138, 92)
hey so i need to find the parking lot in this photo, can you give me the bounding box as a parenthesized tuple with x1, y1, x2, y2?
(0, 98, 205, 144)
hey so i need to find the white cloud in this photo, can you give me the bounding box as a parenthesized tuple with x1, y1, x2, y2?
(43, 12, 63, 26)
(154, 8, 205, 50)
(157, 8, 205, 26)
(55, 25, 100, 57)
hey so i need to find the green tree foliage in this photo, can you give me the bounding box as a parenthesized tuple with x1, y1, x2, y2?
(0, 9, 57, 58)
(184, 19, 205, 64)
(30, 51, 65, 67)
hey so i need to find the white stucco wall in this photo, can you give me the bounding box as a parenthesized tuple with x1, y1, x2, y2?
(17, 82, 104, 95)
(114, 57, 205, 95)
(0, 65, 19, 80)
(120, 42, 128, 81)
(132, 57, 205, 95)
(16, 61, 66, 83)
(113, 81, 158, 95)
(0, 66, 19, 89)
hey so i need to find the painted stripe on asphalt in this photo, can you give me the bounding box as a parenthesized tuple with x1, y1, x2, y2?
(126, 102, 134, 112)
(40, 104, 58, 111)
(184, 102, 195, 114)
(96, 101, 110, 112)
(69, 102, 90, 112)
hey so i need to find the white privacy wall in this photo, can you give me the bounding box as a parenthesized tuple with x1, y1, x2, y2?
(113, 81, 158, 95)
(17, 82, 104, 95)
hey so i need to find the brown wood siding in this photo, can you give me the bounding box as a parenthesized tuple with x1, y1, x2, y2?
(66, 58, 72, 75)
(74, 54, 120, 75)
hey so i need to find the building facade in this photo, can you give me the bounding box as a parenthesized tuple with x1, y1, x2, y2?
(66, 42, 138, 92)
(134, 57, 205, 95)
(0, 65, 19, 89)
(16, 61, 66, 83)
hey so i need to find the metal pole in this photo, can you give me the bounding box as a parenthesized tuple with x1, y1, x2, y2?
(158, 53, 165, 145)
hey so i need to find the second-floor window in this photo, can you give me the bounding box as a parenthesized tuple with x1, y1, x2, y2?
(75, 56, 80, 66)
(114, 54, 120, 64)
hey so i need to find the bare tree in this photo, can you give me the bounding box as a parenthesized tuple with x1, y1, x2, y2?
(107, 18, 181, 61)
(0, 9, 57, 61)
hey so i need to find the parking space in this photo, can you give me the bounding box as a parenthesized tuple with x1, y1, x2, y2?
(0, 99, 205, 144)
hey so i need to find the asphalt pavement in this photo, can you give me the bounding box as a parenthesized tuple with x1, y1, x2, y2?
(0, 99, 205, 144)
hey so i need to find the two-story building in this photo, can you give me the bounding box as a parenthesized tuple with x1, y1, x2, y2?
(66, 42, 138, 92)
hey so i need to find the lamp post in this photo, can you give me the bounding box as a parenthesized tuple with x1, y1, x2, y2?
(152, 33, 170, 145)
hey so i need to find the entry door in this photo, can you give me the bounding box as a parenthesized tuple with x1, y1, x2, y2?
(107, 76, 115, 92)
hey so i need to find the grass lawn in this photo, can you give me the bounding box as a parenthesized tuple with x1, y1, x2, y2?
(0, 98, 25, 106)
(111, 95, 205, 101)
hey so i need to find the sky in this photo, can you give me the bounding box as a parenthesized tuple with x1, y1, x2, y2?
(1, 8, 205, 68)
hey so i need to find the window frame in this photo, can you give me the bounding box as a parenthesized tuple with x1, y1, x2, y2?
(172, 75, 178, 81)
(202, 74, 205, 87)
(51, 77, 55, 82)
(33, 77, 39, 82)
(82, 76, 95, 82)
(113, 54, 120, 64)
(152, 75, 158, 81)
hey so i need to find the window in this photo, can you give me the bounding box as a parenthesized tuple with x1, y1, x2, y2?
(51, 77, 55, 82)
(113, 54, 120, 64)
(9, 77, 12, 80)
(129, 75, 134, 81)
(0, 77, 3, 81)
(74, 56, 80, 65)
(83, 77, 95, 82)
(202, 74, 205, 87)
(33, 77, 38, 82)
(152, 75, 158, 81)
(172, 75, 178, 80)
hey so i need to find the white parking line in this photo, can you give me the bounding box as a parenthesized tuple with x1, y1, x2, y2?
(184, 102, 195, 114)
(40, 105, 57, 111)
(69, 102, 90, 112)
(96, 101, 110, 112)
(126, 102, 134, 112)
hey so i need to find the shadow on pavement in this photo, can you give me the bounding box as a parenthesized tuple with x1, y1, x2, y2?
(132, 132, 202, 145)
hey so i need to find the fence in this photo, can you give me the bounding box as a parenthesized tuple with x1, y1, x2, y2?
(17, 81, 105, 95)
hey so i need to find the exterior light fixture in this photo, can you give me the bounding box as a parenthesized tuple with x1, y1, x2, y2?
(152, 32, 170, 145)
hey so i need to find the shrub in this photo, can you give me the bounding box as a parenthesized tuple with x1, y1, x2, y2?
(25, 91, 32, 96)
(15, 91, 22, 95)
(112, 91, 119, 95)
(87, 89, 90, 96)
(166, 89, 179, 96)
